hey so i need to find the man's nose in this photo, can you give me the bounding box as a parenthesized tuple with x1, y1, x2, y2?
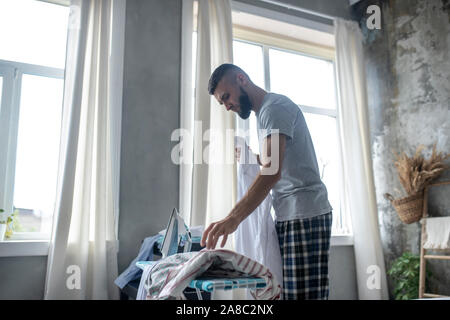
(225, 104, 232, 111)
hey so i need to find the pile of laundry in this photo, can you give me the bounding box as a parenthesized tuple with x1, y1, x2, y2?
(114, 225, 204, 290)
(141, 248, 281, 300)
(115, 137, 284, 300)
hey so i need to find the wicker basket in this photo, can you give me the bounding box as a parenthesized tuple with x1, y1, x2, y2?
(385, 192, 424, 224)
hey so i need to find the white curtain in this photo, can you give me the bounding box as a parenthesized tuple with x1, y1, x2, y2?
(44, 0, 125, 300)
(184, 0, 240, 299)
(334, 18, 389, 300)
(189, 0, 236, 230)
(179, 0, 194, 224)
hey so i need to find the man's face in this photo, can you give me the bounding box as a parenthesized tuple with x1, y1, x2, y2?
(213, 76, 252, 119)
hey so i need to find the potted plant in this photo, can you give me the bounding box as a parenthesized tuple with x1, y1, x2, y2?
(0, 209, 19, 240)
(385, 144, 449, 224)
(387, 252, 432, 300)
(0, 209, 8, 241)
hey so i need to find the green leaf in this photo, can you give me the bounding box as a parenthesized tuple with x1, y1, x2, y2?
(388, 252, 429, 300)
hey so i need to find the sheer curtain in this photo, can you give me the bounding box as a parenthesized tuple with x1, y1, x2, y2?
(180, 0, 241, 299)
(44, 0, 125, 300)
(189, 0, 236, 231)
(334, 18, 389, 300)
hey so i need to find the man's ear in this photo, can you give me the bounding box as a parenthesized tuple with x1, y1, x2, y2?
(236, 73, 248, 86)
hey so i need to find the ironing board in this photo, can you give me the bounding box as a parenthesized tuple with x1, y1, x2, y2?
(136, 260, 267, 300)
(137, 208, 267, 300)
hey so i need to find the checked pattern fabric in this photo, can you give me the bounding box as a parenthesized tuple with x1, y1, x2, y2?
(276, 212, 332, 300)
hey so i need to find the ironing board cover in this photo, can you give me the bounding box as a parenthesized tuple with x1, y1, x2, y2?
(136, 260, 267, 292)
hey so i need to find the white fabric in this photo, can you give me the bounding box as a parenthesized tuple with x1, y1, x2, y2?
(334, 18, 389, 300)
(189, 0, 236, 231)
(422, 217, 450, 249)
(188, 2, 237, 299)
(179, 0, 194, 224)
(137, 263, 157, 300)
(143, 249, 281, 300)
(234, 136, 283, 298)
(44, 0, 125, 299)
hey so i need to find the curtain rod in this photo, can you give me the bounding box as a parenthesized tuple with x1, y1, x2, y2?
(257, 0, 336, 22)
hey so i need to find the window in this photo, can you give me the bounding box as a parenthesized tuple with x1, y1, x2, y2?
(190, 2, 351, 236)
(0, 0, 70, 240)
(230, 18, 351, 236)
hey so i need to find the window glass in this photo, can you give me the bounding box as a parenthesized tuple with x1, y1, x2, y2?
(267, 46, 346, 233)
(0, 0, 69, 68)
(13, 74, 64, 234)
(233, 40, 265, 88)
(303, 113, 341, 231)
(233, 40, 264, 153)
(269, 48, 336, 109)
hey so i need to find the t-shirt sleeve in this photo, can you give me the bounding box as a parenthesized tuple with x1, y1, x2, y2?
(259, 104, 297, 141)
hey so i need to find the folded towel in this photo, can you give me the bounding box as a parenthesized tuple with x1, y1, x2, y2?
(422, 217, 450, 249)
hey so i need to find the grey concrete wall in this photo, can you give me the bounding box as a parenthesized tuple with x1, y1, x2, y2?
(329, 246, 358, 299)
(353, 0, 450, 298)
(0, 256, 47, 299)
(117, 0, 181, 273)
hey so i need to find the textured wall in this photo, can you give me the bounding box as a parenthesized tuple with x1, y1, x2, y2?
(0, 256, 47, 299)
(329, 246, 358, 299)
(118, 0, 181, 273)
(353, 0, 450, 297)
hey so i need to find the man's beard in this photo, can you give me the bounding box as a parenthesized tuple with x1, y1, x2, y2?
(238, 88, 252, 119)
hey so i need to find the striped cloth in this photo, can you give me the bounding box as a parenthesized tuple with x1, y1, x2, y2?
(143, 249, 282, 300)
(276, 212, 332, 300)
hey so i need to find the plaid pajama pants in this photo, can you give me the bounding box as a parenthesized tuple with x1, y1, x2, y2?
(275, 211, 332, 300)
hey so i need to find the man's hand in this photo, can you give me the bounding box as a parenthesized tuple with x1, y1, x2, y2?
(200, 215, 241, 250)
(202, 134, 286, 250)
(236, 145, 262, 165)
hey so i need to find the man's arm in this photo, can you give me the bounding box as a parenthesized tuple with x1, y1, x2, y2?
(201, 133, 286, 249)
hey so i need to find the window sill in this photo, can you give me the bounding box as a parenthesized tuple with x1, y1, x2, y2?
(0, 240, 50, 257)
(330, 235, 353, 246)
(0, 236, 351, 258)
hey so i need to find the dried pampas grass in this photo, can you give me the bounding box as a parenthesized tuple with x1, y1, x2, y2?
(393, 144, 449, 196)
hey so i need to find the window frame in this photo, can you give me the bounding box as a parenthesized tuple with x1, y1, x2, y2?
(188, 0, 353, 239)
(0, 59, 64, 241)
(232, 29, 351, 236)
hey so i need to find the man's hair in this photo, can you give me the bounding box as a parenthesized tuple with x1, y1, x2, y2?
(208, 63, 249, 95)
